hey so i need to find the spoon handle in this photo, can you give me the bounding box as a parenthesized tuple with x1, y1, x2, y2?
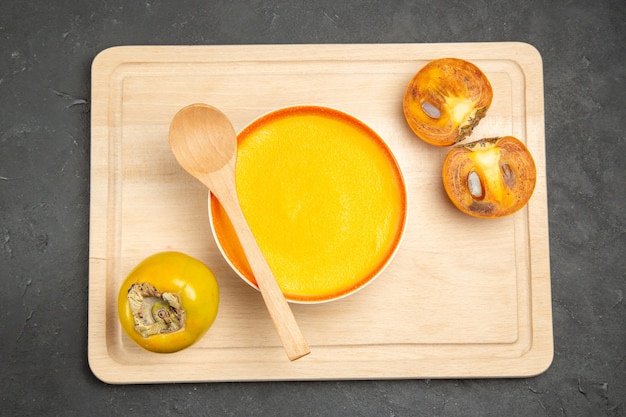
(218, 187, 311, 361)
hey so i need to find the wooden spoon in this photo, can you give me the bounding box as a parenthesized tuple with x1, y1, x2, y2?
(168, 103, 310, 361)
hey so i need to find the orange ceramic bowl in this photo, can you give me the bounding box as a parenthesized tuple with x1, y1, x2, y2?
(209, 106, 407, 303)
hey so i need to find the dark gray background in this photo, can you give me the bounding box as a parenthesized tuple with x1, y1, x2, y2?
(1, 0, 624, 416)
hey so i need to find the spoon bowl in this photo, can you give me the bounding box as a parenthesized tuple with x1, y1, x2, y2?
(168, 103, 310, 361)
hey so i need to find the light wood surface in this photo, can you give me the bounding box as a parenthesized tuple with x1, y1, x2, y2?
(168, 104, 309, 361)
(88, 42, 552, 383)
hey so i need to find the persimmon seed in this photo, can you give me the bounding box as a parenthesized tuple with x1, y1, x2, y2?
(468, 170, 484, 199)
(501, 163, 515, 187)
(421, 101, 441, 119)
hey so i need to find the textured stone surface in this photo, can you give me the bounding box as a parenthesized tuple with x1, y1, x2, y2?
(1, 0, 624, 415)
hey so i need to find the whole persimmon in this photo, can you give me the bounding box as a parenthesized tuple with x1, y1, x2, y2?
(442, 136, 536, 218)
(117, 252, 219, 353)
(403, 58, 493, 147)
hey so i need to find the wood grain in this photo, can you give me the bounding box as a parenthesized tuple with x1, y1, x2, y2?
(88, 43, 552, 383)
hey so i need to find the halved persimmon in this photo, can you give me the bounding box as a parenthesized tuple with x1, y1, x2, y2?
(403, 58, 493, 146)
(442, 136, 536, 218)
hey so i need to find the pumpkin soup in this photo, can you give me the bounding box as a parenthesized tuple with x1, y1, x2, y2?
(210, 106, 406, 303)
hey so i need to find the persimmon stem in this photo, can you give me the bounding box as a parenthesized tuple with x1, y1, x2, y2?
(127, 282, 186, 338)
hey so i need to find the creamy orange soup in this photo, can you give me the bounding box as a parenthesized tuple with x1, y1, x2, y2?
(210, 106, 406, 302)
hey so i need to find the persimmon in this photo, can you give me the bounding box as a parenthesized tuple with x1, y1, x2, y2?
(117, 252, 219, 353)
(403, 58, 493, 146)
(442, 136, 536, 218)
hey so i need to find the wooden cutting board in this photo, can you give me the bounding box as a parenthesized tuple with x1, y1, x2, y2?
(88, 43, 552, 384)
